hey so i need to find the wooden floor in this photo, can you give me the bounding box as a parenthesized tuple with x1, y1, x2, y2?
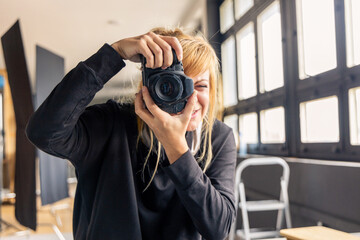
(0, 185, 75, 238)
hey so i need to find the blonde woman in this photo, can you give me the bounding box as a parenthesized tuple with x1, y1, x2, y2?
(26, 28, 236, 240)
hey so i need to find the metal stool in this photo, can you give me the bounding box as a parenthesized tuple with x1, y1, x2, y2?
(229, 157, 292, 240)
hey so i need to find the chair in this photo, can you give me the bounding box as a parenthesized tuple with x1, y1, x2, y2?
(229, 157, 292, 240)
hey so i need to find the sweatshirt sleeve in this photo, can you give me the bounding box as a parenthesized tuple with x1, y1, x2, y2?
(26, 44, 126, 167)
(162, 126, 237, 240)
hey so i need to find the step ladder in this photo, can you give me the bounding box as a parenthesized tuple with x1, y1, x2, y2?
(229, 157, 292, 240)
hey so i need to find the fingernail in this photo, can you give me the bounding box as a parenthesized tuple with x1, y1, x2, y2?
(142, 86, 146, 92)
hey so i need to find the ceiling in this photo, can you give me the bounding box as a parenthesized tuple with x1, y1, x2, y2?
(0, 0, 206, 102)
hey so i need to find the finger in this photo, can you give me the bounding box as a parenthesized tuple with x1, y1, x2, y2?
(149, 32, 173, 69)
(160, 36, 183, 61)
(134, 91, 154, 125)
(144, 34, 163, 69)
(141, 86, 168, 119)
(181, 92, 197, 121)
(138, 36, 154, 68)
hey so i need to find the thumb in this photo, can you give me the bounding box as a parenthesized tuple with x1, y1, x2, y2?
(182, 92, 197, 122)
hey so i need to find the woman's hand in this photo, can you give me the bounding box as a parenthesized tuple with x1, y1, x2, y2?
(114, 31, 190, 163)
(135, 86, 197, 164)
(111, 32, 183, 69)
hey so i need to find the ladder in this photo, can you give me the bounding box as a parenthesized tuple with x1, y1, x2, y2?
(229, 157, 292, 240)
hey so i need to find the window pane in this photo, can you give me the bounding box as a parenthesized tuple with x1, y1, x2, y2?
(300, 96, 339, 143)
(237, 22, 257, 100)
(296, 0, 337, 79)
(224, 114, 239, 148)
(258, 1, 284, 92)
(235, 0, 254, 19)
(239, 112, 258, 144)
(345, 0, 360, 67)
(349, 87, 360, 145)
(221, 36, 238, 107)
(260, 107, 285, 143)
(220, 0, 235, 34)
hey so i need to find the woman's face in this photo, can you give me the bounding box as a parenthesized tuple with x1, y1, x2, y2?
(186, 70, 210, 132)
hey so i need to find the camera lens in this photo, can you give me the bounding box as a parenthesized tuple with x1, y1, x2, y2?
(160, 81, 173, 96)
(153, 74, 183, 102)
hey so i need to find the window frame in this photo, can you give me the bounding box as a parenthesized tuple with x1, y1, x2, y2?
(219, 0, 360, 162)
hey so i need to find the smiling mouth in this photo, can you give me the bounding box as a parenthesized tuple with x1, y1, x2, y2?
(191, 109, 199, 117)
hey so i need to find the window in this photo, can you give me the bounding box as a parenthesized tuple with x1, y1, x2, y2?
(296, 0, 337, 79)
(220, 0, 235, 34)
(258, 1, 284, 92)
(345, 0, 360, 67)
(260, 107, 285, 144)
(236, 22, 257, 100)
(224, 114, 239, 148)
(300, 96, 339, 143)
(239, 112, 258, 144)
(221, 36, 237, 107)
(349, 87, 360, 145)
(235, 0, 254, 19)
(219, 0, 360, 161)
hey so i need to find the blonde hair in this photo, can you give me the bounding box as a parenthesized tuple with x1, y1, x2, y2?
(137, 27, 221, 191)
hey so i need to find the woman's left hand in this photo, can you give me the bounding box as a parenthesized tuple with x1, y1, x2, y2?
(135, 86, 197, 164)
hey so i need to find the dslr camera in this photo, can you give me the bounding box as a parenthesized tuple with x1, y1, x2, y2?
(141, 50, 194, 114)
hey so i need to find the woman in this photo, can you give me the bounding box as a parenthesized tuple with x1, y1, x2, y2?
(26, 28, 236, 240)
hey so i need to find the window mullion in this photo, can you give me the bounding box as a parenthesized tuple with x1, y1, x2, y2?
(253, 8, 261, 150)
(282, 0, 300, 156)
(334, 0, 348, 154)
(334, 0, 347, 72)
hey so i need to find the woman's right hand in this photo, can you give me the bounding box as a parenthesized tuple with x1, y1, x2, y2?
(111, 32, 183, 69)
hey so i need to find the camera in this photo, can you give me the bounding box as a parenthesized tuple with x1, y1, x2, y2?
(141, 50, 194, 114)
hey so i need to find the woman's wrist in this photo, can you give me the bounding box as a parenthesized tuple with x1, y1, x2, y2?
(163, 138, 189, 164)
(110, 42, 126, 59)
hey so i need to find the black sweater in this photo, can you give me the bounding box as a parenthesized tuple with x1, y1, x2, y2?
(26, 44, 237, 240)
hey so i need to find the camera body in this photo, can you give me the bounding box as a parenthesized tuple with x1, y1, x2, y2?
(141, 50, 194, 114)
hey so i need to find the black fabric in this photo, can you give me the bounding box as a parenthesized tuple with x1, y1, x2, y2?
(1, 20, 37, 230)
(36, 45, 69, 205)
(26, 44, 237, 240)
